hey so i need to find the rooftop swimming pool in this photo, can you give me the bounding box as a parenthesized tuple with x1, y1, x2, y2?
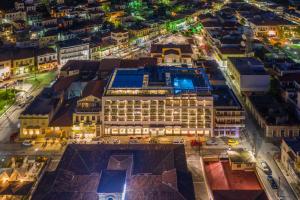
(111, 69, 144, 88)
(173, 77, 195, 93)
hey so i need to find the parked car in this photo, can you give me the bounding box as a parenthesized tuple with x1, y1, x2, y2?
(129, 139, 139, 144)
(261, 161, 272, 175)
(206, 139, 218, 145)
(22, 140, 33, 146)
(228, 138, 239, 146)
(173, 138, 184, 144)
(267, 175, 278, 189)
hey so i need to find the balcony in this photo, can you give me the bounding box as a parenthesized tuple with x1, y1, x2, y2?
(76, 107, 100, 113)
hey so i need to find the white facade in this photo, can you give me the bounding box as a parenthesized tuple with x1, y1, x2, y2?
(5, 11, 27, 21)
(102, 95, 213, 137)
(58, 43, 90, 65)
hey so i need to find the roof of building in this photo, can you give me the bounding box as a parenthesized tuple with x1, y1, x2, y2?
(61, 60, 100, 72)
(97, 170, 126, 193)
(247, 94, 300, 126)
(0, 180, 34, 196)
(22, 87, 59, 115)
(284, 138, 300, 154)
(151, 44, 192, 54)
(228, 57, 267, 75)
(204, 161, 268, 200)
(228, 150, 256, 163)
(98, 57, 157, 73)
(0, 49, 12, 61)
(108, 66, 211, 95)
(218, 47, 246, 55)
(52, 75, 78, 93)
(212, 85, 241, 108)
(81, 80, 106, 99)
(49, 98, 76, 127)
(57, 38, 89, 49)
(32, 144, 195, 200)
(12, 48, 35, 60)
(37, 47, 56, 56)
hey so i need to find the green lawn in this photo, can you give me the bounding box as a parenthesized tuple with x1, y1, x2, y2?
(0, 89, 16, 116)
(24, 71, 56, 89)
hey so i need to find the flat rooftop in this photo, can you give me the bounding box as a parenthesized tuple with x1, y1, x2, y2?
(204, 161, 268, 200)
(228, 57, 267, 75)
(248, 94, 300, 125)
(284, 138, 300, 154)
(212, 85, 241, 108)
(107, 66, 211, 96)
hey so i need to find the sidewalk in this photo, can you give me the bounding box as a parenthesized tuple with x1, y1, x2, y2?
(274, 158, 300, 199)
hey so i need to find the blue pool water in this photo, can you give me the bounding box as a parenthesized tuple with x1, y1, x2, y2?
(173, 77, 194, 91)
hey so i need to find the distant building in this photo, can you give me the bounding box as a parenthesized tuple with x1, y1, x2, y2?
(151, 44, 193, 66)
(0, 50, 12, 81)
(5, 10, 26, 21)
(111, 29, 129, 46)
(0, 155, 48, 199)
(281, 138, 300, 186)
(245, 94, 300, 138)
(227, 57, 270, 94)
(102, 66, 213, 137)
(36, 48, 58, 72)
(72, 80, 105, 139)
(57, 39, 89, 65)
(32, 144, 195, 200)
(19, 87, 64, 138)
(228, 150, 256, 171)
(12, 48, 35, 76)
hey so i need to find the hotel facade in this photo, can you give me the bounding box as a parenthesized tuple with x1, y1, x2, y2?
(102, 66, 214, 137)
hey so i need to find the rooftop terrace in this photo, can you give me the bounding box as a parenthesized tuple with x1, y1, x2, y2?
(106, 66, 212, 96)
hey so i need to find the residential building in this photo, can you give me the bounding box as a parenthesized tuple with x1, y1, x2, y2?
(59, 60, 100, 78)
(212, 86, 245, 138)
(111, 29, 129, 46)
(150, 44, 193, 66)
(282, 79, 300, 119)
(102, 66, 213, 137)
(32, 144, 195, 200)
(57, 38, 89, 65)
(36, 48, 58, 72)
(228, 150, 256, 171)
(12, 48, 35, 76)
(19, 87, 63, 139)
(5, 10, 26, 21)
(204, 156, 267, 200)
(281, 138, 300, 185)
(72, 80, 105, 139)
(0, 50, 12, 81)
(245, 94, 300, 138)
(227, 57, 270, 94)
(0, 155, 48, 199)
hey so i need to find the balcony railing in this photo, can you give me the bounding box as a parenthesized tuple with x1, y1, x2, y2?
(76, 107, 101, 113)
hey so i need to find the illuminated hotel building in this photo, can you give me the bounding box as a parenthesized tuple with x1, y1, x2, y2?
(102, 66, 214, 137)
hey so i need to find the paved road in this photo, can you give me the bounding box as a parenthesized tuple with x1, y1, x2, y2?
(218, 56, 297, 200)
(0, 85, 44, 143)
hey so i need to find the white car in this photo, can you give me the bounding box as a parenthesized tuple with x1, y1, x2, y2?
(206, 139, 218, 145)
(129, 139, 139, 144)
(261, 161, 272, 175)
(173, 139, 184, 144)
(22, 140, 32, 146)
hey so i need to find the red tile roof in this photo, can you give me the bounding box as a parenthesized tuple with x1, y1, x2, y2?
(52, 75, 78, 93)
(82, 80, 106, 99)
